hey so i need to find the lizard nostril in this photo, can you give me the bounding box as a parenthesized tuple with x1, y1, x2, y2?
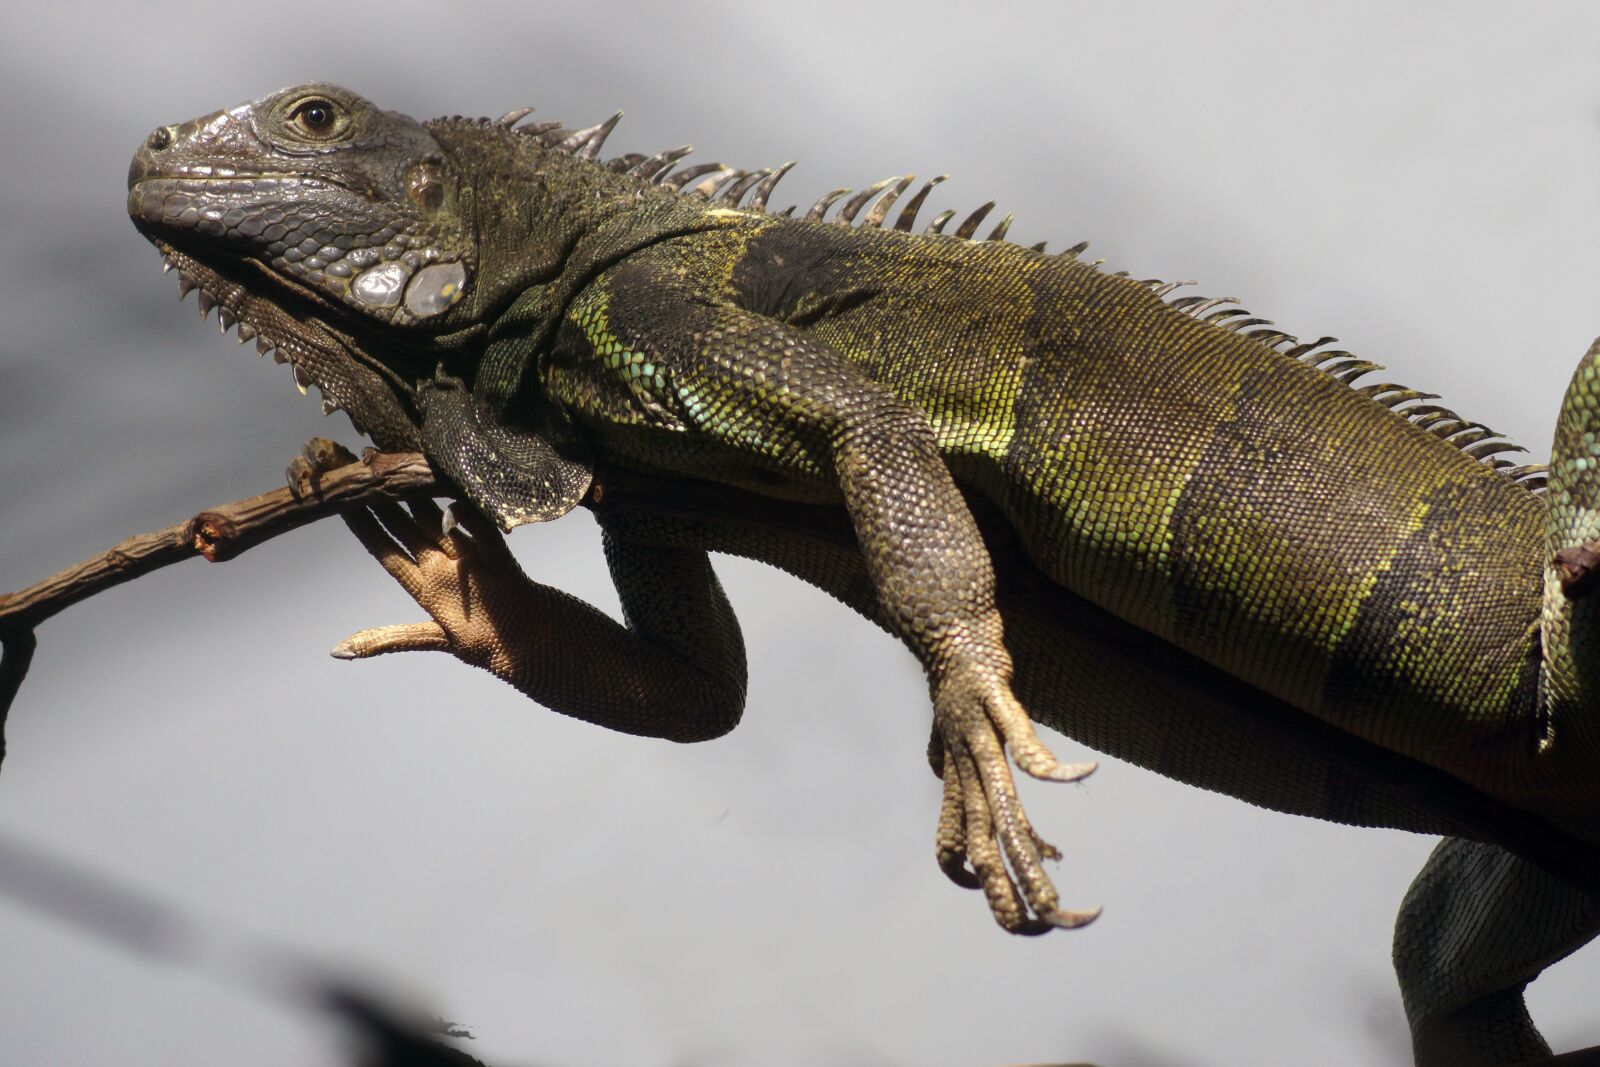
(146, 126, 172, 151)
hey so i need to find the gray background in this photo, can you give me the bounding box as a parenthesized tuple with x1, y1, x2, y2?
(1, 2, 1597, 1064)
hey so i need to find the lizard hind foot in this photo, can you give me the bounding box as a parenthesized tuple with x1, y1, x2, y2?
(931, 679, 1100, 934)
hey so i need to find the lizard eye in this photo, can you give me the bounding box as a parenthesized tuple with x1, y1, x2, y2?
(289, 98, 341, 138)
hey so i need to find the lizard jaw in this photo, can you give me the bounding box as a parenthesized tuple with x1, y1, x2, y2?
(159, 249, 352, 424)
(149, 242, 423, 451)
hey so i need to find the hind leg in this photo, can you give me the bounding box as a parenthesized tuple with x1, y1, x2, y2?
(1393, 837, 1600, 1066)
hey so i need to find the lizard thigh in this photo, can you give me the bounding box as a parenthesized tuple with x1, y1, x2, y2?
(1393, 836, 1600, 1066)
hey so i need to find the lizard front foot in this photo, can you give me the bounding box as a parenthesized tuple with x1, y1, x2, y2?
(930, 667, 1100, 934)
(285, 437, 360, 500)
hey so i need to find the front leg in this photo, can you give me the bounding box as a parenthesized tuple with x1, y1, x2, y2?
(332, 488, 747, 744)
(830, 376, 1099, 932)
(550, 265, 1098, 932)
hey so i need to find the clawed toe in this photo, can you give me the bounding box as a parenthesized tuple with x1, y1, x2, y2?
(931, 674, 1098, 934)
(286, 437, 359, 500)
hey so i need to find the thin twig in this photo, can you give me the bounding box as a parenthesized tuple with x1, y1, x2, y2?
(0, 451, 441, 634)
(0, 450, 444, 760)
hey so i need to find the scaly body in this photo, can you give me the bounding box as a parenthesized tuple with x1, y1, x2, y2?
(558, 220, 1559, 805)
(127, 84, 1600, 1065)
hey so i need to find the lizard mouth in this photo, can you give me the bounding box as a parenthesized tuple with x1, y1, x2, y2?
(129, 170, 362, 196)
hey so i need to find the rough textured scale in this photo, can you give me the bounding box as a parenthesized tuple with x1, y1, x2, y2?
(127, 83, 1600, 1065)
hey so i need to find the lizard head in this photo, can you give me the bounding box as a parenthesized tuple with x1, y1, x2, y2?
(127, 83, 480, 450)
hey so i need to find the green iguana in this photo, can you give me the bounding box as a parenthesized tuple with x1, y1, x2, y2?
(126, 83, 1600, 1065)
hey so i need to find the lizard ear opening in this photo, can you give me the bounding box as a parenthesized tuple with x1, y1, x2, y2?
(419, 376, 593, 531)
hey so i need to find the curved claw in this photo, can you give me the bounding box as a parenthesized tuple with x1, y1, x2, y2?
(1046, 906, 1103, 930)
(938, 853, 984, 890)
(1009, 915, 1064, 937)
(1022, 758, 1098, 784)
(984, 688, 1096, 784)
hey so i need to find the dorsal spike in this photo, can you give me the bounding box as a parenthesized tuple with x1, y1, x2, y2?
(496, 107, 536, 127)
(716, 169, 771, 207)
(747, 161, 797, 211)
(1170, 295, 1237, 314)
(1151, 279, 1195, 297)
(693, 169, 744, 199)
(686, 169, 734, 198)
(925, 208, 957, 235)
(1062, 240, 1091, 259)
(1310, 357, 1367, 376)
(550, 127, 586, 152)
(1433, 420, 1483, 440)
(1332, 360, 1385, 383)
(1367, 388, 1440, 408)
(1245, 329, 1295, 349)
(522, 120, 564, 141)
(1440, 423, 1498, 445)
(1356, 383, 1405, 402)
(664, 162, 728, 189)
(894, 175, 948, 232)
(605, 152, 647, 173)
(778, 205, 797, 217)
(862, 175, 916, 228)
(692, 169, 748, 200)
(1285, 338, 1327, 356)
(629, 145, 693, 181)
(1425, 417, 1476, 438)
(1029, 240, 1048, 253)
(1375, 387, 1431, 406)
(553, 111, 621, 156)
(1284, 336, 1339, 359)
(952, 201, 996, 240)
(837, 177, 899, 225)
(536, 125, 572, 147)
(1468, 440, 1527, 459)
(985, 212, 1015, 242)
(577, 111, 623, 160)
(1302, 348, 1357, 368)
(1179, 296, 1239, 318)
(1447, 426, 1502, 447)
(806, 187, 852, 221)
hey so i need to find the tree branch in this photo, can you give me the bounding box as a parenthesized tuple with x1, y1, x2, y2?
(0, 451, 442, 635)
(0, 450, 444, 764)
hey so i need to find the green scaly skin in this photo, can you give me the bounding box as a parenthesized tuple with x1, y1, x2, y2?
(127, 83, 1600, 1065)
